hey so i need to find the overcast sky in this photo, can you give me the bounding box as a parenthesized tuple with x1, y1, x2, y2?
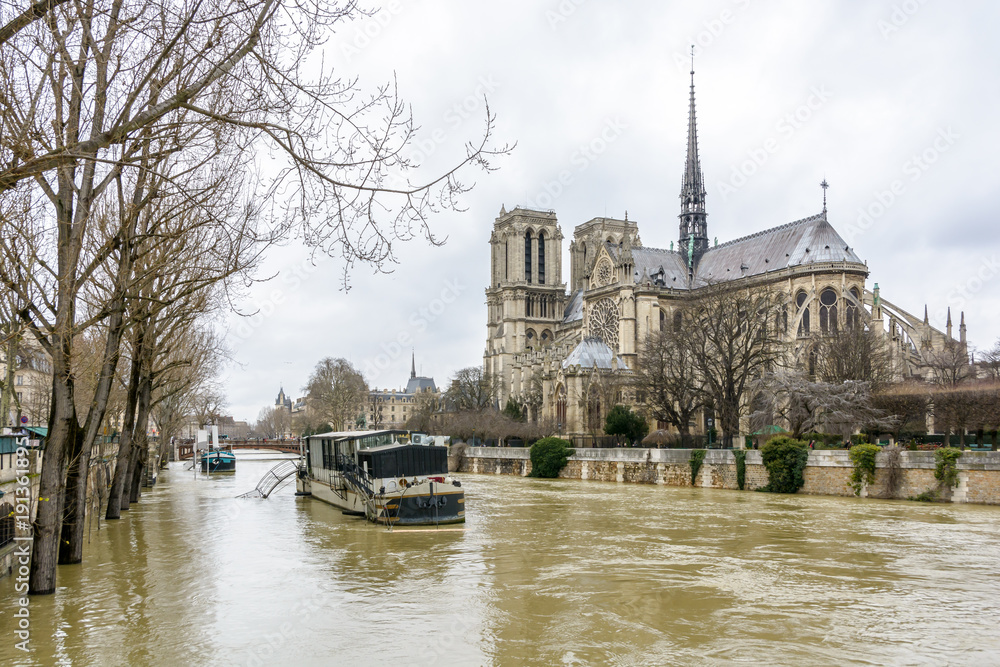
(222, 0, 1000, 423)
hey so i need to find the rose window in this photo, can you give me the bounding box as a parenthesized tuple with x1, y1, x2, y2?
(595, 260, 614, 287)
(589, 297, 620, 349)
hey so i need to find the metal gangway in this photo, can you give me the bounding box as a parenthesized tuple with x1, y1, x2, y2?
(238, 460, 301, 499)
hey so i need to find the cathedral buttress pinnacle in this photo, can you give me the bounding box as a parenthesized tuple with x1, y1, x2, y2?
(679, 48, 708, 266)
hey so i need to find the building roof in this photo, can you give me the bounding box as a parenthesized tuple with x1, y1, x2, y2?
(405, 376, 437, 394)
(629, 212, 864, 289)
(631, 246, 690, 288)
(562, 288, 584, 323)
(693, 212, 864, 286)
(562, 338, 630, 371)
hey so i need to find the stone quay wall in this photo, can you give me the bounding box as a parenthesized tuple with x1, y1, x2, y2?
(460, 447, 1000, 505)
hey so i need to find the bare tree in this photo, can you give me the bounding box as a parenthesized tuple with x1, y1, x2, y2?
(404, 391, 440, 433)
(752, 372, 897, 440)
(1, 0, 507, 594)
(632, 317, 704, 446)
(685, 282, 786, 447)
(979, 339, 1000, 382)
(255, 406, 291, 439)
(815, 323, 894, 391)
(305, 358, 368, 431)
(446, 367, 501, 412)
(925, 340, 972, 387)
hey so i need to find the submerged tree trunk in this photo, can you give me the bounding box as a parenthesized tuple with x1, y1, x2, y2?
(60, 302, 128, 562)
(125, 374, 152, 507)
(29, 343, 79, 594)
(106, 329, 144, 520)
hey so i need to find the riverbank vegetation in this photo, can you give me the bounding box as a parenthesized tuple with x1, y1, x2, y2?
(528, 438, 575, 478)
(760, 437, 810, 494)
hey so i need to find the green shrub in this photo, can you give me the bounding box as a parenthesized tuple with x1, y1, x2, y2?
(528, 437, 576, 479)
(734, 449, 746, 490)
(934, 447, 962, 490)
(760, 436, 810, 494)
(849, 443, 881, 496)
(604, 404, 649, 445)
(689, 449, 707, 485)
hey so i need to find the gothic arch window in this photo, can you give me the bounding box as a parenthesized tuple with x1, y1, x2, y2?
(796, 291, 810, 336)
(808, 348, 818, 377)
(846, 287, 861, 330)
(541, 329, 553, 345)
(524, 231, 533, 283)
(556, 384, 567, 427)
(504, 240, 508, 281)
(589, 297, 620, 350)
(526, 328, 536, 348)
(538, 231, 546, 285)
(819, 288, 838, 333)
(526, 295, 534, 318)
(673, 310, 683, 332)
(659, 308, 666, 331)
(540, 295, 548, 318)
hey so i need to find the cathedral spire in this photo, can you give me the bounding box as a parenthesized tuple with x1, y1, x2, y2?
(679, 47, 708, 267)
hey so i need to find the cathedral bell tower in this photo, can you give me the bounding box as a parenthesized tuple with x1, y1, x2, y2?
(679, 55, 709, 269)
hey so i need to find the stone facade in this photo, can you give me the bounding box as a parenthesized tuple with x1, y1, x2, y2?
(461, 447, 1000, 505)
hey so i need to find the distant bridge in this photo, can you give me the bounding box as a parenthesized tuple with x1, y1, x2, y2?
(177, 440, 301, 460)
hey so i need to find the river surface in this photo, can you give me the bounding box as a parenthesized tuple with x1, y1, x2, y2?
(2, 453, 1000, 666)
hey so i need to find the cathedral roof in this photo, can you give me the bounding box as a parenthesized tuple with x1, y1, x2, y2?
(562, 288, 584, 323)
(629, 213, 864, 289)
(631, 247, 689, 288)
(693, 212, 864, 286)
(562, 338, 630, 371)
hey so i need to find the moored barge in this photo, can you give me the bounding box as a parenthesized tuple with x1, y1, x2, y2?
(297, 430, 464, 526)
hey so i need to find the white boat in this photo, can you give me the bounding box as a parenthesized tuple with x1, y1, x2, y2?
(296, 430, 464, 526)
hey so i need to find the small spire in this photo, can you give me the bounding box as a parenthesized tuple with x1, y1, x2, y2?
(410, 350, 416, 379)
(820, 179, 829, 213)
(923, 305, 929, 325)
(947, 307, 953, 338)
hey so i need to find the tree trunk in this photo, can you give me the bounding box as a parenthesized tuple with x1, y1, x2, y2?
(124, 367, 153, 508)
(106, 329, 144, 520)
(29, 354, 78, 594)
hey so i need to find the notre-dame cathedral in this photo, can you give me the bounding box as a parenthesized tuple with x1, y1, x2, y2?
(484, 69, 965, 439)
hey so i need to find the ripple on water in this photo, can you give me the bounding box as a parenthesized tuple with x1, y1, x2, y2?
(3, 467, 1000, 665)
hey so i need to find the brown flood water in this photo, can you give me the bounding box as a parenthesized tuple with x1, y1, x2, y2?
(2, 453, 1000, 666)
